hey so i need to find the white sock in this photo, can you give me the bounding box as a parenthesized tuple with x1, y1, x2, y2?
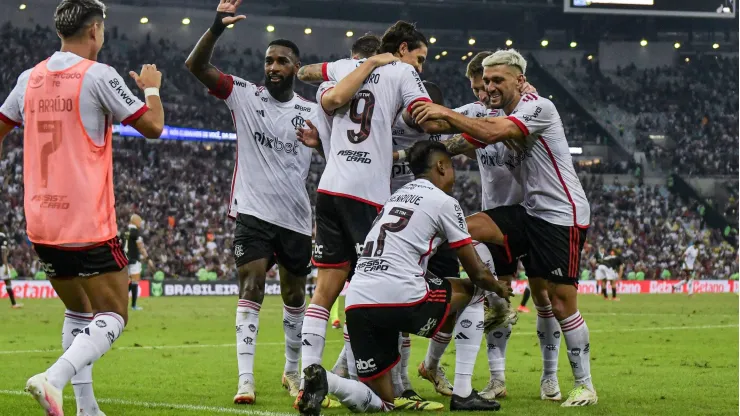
(424, 332, 452, 370)
(343, 323, 358, 380)
(391, 335, 405, 396)
(400, 335, 412, 390)
(236, 300, 260, 385)
(301, 304, 329, 377)
(327, 371, 394, 412)
(688, 278, 695, 295)
(487, 324, 512, 381)
(453, 302, 484, 398)
(47, 312, 125, 390)
(536, 304, 561, 379)
(560, 311, 593, 390)
(63, 311, 99, 414)
(283, 302, 305, 374)
(331, 345, 348, 377)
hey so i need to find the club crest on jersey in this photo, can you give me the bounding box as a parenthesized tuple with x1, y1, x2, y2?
(291, 115, 306, 129)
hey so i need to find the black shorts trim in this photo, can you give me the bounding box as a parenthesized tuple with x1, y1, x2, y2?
(523, 214, 588, 286)
(33, 237, 128, 278)
(233, 214, 312, 276)
(482, 205, 528, 276)
(345, 277, 451, 381)
(313, 193, 380, 275)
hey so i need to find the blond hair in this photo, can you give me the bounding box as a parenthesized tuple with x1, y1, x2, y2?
(482, 48, 527, 74)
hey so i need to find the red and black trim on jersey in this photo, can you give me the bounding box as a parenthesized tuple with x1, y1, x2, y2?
(208, 72, 235, 100)
(0, 112, 21, 127)
(121, 104, 149, 126)
(462, 133, 486, 149)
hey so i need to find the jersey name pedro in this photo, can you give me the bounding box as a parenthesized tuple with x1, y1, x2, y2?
(318, 59, 431, 207)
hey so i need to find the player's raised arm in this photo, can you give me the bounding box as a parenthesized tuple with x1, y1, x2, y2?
(297, 63, 325, 85)
(127, 64, 165, 138)
(184, 0, 246, 91)
(320, 53, 399, 112)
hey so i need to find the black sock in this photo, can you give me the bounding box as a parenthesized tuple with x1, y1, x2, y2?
(612, 286, 617, 298)
(520, 286, 531, 307)
(5, 282, 16, 306)
(131, 282, 139, 307)
(602, 287, 608, 298)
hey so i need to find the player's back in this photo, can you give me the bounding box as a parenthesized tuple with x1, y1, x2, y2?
(346, 179, 471, 308)
(13, 53, 132, 244)
(123, 225, 140, 262)
(319, 59, 430, 207)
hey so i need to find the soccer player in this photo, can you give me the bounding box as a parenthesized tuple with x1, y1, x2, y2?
(417, 51, 530, 400)
(673, 241, 700, 295)
(0, 0, 165, 413)
(0, 230, 22, 309)
(123, 214, 154, 311)
(593, 246, 607, 295)
(185, 0, 325, 404)
(297, 141, 511, 415)
(294, 21, 452, 406)
(599, 250, 624, 300)
(412, 49, 597, 406)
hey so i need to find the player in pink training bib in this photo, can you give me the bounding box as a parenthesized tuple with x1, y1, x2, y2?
(0, 0, 165, 414)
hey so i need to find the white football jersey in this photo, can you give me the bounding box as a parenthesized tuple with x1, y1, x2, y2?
(390, 114, 451, 193)
(210, 74, 318, 236)
(506, 94, 590, 227)
(0, 51, 147, 145)
(318, 59, 431, 207)
(683, 245, 699, 270)
(454, 103, 524, 210)
(345, 179, 472, 308)
(315, 81, 336, 156)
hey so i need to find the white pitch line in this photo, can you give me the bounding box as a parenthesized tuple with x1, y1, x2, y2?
(0, 390, 293, 415)
(587, 312, 737, 317)
(0, 339, 344, 355)
(0, 324, 735, 356)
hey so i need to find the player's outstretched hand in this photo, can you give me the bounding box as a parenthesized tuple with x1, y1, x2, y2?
(217, 0, 246, 25)
(296, 119, 321, 149)
(503, 139, 527, 154)
(129, 64, 162, 91)
(368, 53, 400, 67)
(490, 279, 513, 300)
(410, 101, 449, 124)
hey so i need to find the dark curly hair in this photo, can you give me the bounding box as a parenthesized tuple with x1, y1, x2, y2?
(379, 21, 427, 54)
(54, 0, 106, 38)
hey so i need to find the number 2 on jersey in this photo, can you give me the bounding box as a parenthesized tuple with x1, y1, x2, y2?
(37, 120, 63, 188)
(346, 90, 375, 144)
(362, 207, 415, 257)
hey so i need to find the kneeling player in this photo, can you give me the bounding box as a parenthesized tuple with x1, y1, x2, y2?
(297, 142, 511, 415)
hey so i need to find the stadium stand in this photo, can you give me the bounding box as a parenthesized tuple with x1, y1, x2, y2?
(0, 21, 736, 281)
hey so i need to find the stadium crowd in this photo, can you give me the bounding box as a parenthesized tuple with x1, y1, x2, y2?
(553, 53, 739, 176)
(2, 132, 736, 280)
(0, 23, 736, 280)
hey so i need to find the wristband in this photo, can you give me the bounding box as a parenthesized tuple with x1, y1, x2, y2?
(210, 11, 235, 36)
(397, 149, 407, 162)
(144, 88, 160, 98)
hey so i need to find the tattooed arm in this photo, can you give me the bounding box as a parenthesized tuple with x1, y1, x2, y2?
(297, 63, 325, 85)
(442, 134, 479, 160)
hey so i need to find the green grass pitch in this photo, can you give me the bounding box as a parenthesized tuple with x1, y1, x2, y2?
(0, 293, 737, 415)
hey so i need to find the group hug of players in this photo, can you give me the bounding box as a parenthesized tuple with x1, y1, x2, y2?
(0, 0, 599, 414)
